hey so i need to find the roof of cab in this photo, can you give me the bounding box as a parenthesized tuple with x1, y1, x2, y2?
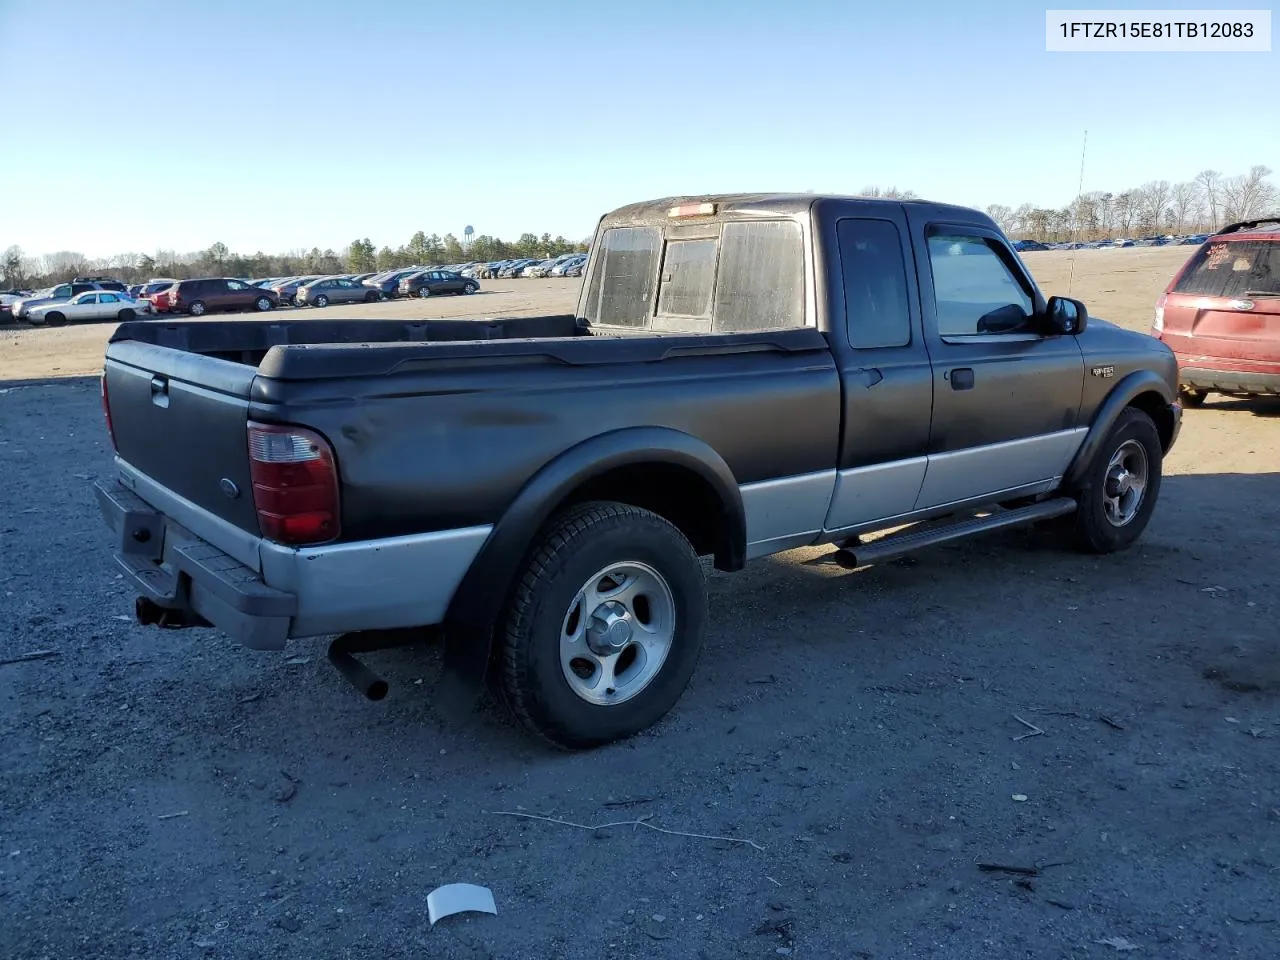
(599, 192, 993, 227)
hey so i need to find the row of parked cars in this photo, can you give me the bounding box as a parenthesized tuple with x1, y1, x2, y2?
(1013, 233, 1212, 252)
(4, 252, 591, 324)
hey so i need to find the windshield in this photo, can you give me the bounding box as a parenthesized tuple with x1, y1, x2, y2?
(1172, 240, 1280, 297)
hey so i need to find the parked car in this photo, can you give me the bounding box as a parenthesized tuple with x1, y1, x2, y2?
(170, 277, 279, 316)
(497, 259, 537, 278)
(1151, 217, 1280, 405)
(563, 258, 588, 278)
(24, 289, 151, 326)
(270, 276, 324, 306)
(297, 276, 382, 307)
(95, 192, 1182, 749)
(1012, 239, 1049, 252)
(362, 269, 425, 299)
(11, 279, 128, 321)
(2, 288, 35, 321)
(397, 270, 478, 298)
(550, 256, 587, 277)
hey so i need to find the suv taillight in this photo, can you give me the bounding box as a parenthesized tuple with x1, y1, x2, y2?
(101, 374, 116, 450)
(1153, 293, 1167, 334)
(247, 422, 341, 545)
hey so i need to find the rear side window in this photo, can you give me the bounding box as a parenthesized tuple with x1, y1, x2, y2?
(587, 226, 661, 327)
(1172, 240, 1280, 297)
(656, 239, 717, 318)
(712, 220, 804, 332)
(837, 218, 911, 348)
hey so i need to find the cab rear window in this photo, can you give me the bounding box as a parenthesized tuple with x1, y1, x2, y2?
(585, 219, 805, 332)
(1172, 240, 1280, 297)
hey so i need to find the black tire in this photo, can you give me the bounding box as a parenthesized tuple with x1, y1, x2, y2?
(364, 291, 378, 302)
(188, 300, 207, 317)
(117, 309, 135, 322)
(500, 502, 708, 750)
(1180, 386, 1208, 407)
(418, 287, 431, 298)
(464, 283, 478, 295)
(44, 311, 66, 327)
(255, 296, 273, 312)
(314, 294, 329, 308)
(1069, 407, 1162, 554)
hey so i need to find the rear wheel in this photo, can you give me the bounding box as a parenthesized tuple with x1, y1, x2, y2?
(500, 502, 708, 750)
(188, 300, 207, 317)
(255, 296, 273, 312)
(1069, 407, 1162, 553)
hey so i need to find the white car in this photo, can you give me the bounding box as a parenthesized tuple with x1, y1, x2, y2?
(25, 290, 152, 326)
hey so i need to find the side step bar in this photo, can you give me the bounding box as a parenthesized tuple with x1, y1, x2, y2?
(833, 497, 1078, 569)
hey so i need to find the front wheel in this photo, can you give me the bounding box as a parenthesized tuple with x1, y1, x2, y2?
(43, 311, 66, 327)
(1069, 407, 1163, 553)
(364, 291, 378, 303)
(117, 308, 135, 322)
(463, 283, 478, 295)
(499, 502, 708, 750)
(314, 294, 329, 308)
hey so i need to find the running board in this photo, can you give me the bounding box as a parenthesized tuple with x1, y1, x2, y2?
(832, 497, 1078, 569)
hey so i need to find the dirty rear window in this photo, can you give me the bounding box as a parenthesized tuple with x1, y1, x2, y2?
(585, 219, 806, 332)
(587, 226, 660, 327)
(1172, 240, 1280, 297)
(713, 220, 805, 332)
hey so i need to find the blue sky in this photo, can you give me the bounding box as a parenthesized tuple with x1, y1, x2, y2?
(3, 0, 1275, 258)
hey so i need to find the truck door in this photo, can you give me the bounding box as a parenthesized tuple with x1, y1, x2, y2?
(908, 215, 1085, 511)
(821, 210, 935, 532)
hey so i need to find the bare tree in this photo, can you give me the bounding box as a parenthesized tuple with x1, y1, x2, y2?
(3, 244, 24, 288)
(1219, 165, 1277, 223)
(1170, 181, 1200, 231)
(1138, 180, 1171, 233)
(1195, 169, 1221, 230)
(857, 185, 918, 200)
(985, 203, 1015, 234)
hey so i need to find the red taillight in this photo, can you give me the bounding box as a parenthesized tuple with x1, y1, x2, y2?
(247, 422, 341, 545)
(101, 374, 116, 450)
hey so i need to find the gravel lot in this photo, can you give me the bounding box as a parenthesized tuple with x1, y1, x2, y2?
(2, 255, 1279, 959)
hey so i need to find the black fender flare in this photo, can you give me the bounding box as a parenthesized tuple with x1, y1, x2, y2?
(1064, 370, 1174, 487)
(436, 426, 746, 706)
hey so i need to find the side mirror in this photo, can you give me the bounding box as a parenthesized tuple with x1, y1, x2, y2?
(1044, 295, 1088, 335)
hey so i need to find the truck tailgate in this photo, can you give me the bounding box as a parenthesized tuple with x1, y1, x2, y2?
(104, 341, 262, 536)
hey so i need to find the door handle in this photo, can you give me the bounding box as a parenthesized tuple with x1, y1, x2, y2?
(948, 367, 975, 391)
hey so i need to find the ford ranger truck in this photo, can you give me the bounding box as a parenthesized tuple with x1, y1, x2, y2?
(94, 193, 1182, 749)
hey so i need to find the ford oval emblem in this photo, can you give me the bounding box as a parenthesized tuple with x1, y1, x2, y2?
(219, 478, 240, 499)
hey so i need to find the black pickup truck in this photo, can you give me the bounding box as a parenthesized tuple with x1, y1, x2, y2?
(95, 193, 1182, 748)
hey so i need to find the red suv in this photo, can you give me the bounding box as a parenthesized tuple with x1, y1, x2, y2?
(1153, 218, 1280, 405)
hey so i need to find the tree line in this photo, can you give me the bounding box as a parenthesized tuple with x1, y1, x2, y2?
(860, 166, 1277, 242)
(2, 229, 588, 290)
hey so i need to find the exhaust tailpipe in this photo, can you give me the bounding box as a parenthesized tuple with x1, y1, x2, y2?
(327, 636, 389, 701)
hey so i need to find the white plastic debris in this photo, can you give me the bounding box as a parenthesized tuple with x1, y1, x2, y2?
(427, 883, 497, 925)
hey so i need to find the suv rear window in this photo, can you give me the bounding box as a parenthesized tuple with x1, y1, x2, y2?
(1172, 239, 1280, 297)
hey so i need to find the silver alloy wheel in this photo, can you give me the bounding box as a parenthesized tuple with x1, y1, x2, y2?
(256, 297, 271, 311)
(190, 301, 205, 316)
(1103, 439, 1148, 526)
(315, 295, 328, 307)
(560, 561, 676, 706)
(419, 287, 431, 298)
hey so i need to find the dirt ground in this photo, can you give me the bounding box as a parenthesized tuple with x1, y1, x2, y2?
(2, 251, 1278, 959)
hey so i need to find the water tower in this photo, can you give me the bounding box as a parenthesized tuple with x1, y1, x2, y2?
(463, 225, 474, 250)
